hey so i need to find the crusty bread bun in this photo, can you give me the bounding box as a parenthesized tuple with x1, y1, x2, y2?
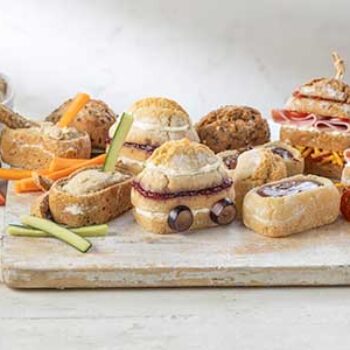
(243, 175, 340, 237)
(113, 97, 199, 174)
(257, 141, 304, 177)
(0, 124, 91, 169)
(46, 99, 116, 149)
(196, 106, 270, 153)
(233, 148, 287, 218)
(131, 139, 235, 234)
(287, 78, 350, 119)
(48, 167, 132, 227)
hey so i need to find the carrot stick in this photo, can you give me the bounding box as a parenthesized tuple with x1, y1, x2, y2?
(49, 157, 91, 172)
(0, 168, 50, 181)
(57, 93, 90, 128)
(15, 154, 106, 193)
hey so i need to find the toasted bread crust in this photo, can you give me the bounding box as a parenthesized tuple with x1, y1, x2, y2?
(0, 127, 91, 169)
(296, 78, 350, 104)
(48, 167, 132, 227)
(280, 125, 350, 152)
(286, 96, 350, 119)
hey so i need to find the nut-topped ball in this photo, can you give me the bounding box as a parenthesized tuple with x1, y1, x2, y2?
(112, 97, 199, 174)
(196, 105, 270, 153)
(131, 138, 236, 234)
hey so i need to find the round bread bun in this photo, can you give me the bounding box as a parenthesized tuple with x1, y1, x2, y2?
(286, 78, 350, 119)
(135, 138, 229, 194)
(46, 99, 116, 149)
(118, 97, 199, 146)
(233, 148, 287, 218)
(196, 105, 270, 153)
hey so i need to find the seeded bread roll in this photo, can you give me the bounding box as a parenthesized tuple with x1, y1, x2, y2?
(47, 99, 116, 149)
(196, 105, 270, 153)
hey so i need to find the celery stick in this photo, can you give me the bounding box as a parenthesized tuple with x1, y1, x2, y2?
(21, 215, 92, 253)
(7, 224, 108, 238)
(103, 112, 133, 172)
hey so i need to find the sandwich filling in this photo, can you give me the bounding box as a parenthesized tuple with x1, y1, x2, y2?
(132, 178, 232, 200)
(63, 169, 130, 195)
(257, 179, 322, 198)
(272, 109, 350, 133)
(30, 122, 82, 140)
(295, 146, 344, 167)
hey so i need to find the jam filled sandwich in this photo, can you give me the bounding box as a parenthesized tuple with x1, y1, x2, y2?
(131, 139, 237, 234)
(109, 97, 199, 174)
(272, 52, 350, 180)
(243, 174, 340, 237)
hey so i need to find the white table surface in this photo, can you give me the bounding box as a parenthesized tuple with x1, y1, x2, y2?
(2, 0, 350, 348)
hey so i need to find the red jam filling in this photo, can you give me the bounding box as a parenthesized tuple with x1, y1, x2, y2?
(132, 178, 233, 200)
(124, 142, 159, 154)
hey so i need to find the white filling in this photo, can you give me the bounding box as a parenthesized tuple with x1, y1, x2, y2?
(135, 207, 209, 219)
(146, 160, 221, 176)
(63, 169, 129, 195)
(282, 124, 345, 135)
(109, 118, 190, 137)
(118, 156, 145, 167)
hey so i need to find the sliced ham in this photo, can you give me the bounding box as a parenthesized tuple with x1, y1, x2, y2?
(271, 109, 350, 133)
(314, 118, 350, 133)
(271, 109, 317, 127)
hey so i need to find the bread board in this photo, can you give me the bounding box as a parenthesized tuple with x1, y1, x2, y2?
(2, 182, 350, 289)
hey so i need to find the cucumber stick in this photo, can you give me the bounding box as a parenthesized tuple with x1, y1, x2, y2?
(103, 112, 133, 172)
(20, 215, 92, 253)
(7, 224, 108, 238)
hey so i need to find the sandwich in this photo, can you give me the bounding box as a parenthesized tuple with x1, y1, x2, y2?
(109, 97, 199, 174)
(131, 138, 236, 234)
(271, 52, 350, 180)
(243, 174, 340, 237)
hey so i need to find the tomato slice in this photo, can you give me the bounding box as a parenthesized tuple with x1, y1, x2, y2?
(341, 189, 350, 221)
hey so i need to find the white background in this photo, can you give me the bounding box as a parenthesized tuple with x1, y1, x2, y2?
(1, 1, 350, 349)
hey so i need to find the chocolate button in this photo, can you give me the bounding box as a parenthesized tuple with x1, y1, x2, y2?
(210, 198, 237, 225)
(168, 206, 194, 232)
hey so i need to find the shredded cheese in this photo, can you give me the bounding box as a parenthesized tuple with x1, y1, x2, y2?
(294, 145, 344, 167)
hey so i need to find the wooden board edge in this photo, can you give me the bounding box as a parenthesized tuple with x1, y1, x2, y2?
(3, 265, 350, 289)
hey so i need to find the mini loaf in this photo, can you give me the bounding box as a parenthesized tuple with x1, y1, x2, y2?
(48, 167, 132, 227)
(243, 174, 340, 237)
(0, 123, 91, 169)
